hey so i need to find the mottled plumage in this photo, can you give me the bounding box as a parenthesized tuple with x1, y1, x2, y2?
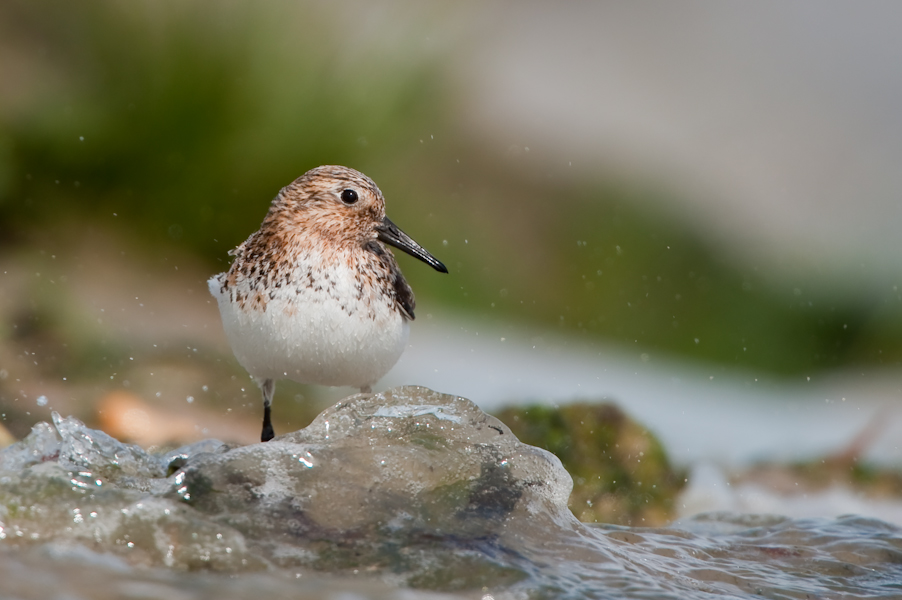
(209, 166, 447, 441)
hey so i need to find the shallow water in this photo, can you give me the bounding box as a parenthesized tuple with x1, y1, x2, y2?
(1, 386, 901, 599)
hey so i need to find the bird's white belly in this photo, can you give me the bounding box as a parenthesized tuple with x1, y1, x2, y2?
(209, 276, 408, 388)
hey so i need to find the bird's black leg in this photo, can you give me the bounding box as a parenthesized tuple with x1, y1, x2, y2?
(260, 378, 275, 442)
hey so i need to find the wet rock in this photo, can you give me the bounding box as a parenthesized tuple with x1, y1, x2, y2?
(170, 387, 572, 587)
(493, 402, 684, 526)
(0, 386, 574, 590)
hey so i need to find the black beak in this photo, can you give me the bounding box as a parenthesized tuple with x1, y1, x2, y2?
(376, 216, 448, 273)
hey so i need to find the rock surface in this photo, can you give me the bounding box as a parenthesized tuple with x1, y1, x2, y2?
(0, 386, 576, 590)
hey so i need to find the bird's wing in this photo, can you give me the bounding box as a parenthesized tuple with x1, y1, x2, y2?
(364, 240, 416, 321)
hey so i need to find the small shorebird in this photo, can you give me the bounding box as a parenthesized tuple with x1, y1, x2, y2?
(209, 166, 447, 441)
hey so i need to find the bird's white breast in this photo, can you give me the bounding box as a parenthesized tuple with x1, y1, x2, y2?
(208, 262, 409, 389)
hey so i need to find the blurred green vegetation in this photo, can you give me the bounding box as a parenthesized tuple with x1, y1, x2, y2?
(3, 0, 902, 379)
(0, 1, 444, 258)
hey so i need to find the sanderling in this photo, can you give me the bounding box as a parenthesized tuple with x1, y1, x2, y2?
(209, 165, 447, 441)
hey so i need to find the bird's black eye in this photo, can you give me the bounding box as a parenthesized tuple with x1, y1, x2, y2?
(340, 189, 358, 205)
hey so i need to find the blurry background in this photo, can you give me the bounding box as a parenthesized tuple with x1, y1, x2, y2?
(2, 1, 902, 521)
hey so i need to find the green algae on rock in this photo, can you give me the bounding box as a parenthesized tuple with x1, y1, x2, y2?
(493, 402, 684, 526)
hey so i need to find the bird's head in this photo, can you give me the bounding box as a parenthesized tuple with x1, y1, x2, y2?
(269, 165, 447, 273)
